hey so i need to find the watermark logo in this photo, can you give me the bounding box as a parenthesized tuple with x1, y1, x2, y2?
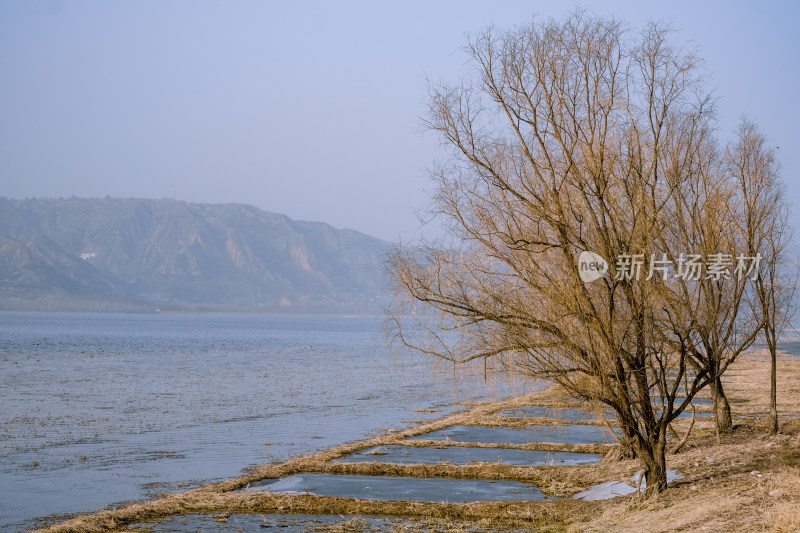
(577, 251, 762, 283)
(578, 251, 609, 282)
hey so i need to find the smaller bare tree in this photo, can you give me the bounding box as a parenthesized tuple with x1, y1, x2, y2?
(729, 118, 796, 435)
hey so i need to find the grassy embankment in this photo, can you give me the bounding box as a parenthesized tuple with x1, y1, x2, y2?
(35, 350, 800, 533)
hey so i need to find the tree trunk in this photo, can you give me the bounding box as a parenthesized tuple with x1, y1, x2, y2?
(766, 326, 779, 435)
(710, 374, 732, 433)
(769, 353, 778, 434)
(635, 436, 668, 497)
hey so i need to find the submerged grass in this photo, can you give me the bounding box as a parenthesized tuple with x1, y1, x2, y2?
(35, 352, 800, 533)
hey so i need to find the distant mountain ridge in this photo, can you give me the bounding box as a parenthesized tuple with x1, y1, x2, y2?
(0, 197, 393, 313)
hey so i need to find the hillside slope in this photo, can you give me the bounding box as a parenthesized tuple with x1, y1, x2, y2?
(0, 198, 393, 312)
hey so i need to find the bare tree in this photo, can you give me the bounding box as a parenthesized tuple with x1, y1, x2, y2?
(728, 118, 795, 435)
(659, 152, 763, 435)
(388, 12, 773, 496)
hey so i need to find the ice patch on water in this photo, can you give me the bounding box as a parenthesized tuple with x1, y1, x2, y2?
(572, 481, 637, 500)
(573, 469, 682, 500)
(253, 473, 553, 502)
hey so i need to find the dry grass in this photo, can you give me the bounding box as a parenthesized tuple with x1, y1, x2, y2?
(477, 414, 607, 429)
(397, 438, 612, 455)
(33, 352, 800, 533)
(565, 431, 800, 532)
(561, 351, 800, 532)
(720, 349, 800, 418)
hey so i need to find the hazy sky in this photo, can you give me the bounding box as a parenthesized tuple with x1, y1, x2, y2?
(1, 1, 798, 242)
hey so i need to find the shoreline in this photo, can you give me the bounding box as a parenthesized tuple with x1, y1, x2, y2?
(32, 351, 800, 532)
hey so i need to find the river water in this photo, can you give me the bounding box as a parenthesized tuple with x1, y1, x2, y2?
(0, 312, 531, 532)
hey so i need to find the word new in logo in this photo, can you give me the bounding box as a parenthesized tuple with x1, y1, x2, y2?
(578, 251, 609, 282)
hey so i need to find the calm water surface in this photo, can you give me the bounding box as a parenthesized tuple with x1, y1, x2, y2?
(0, 312, 530, 531)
